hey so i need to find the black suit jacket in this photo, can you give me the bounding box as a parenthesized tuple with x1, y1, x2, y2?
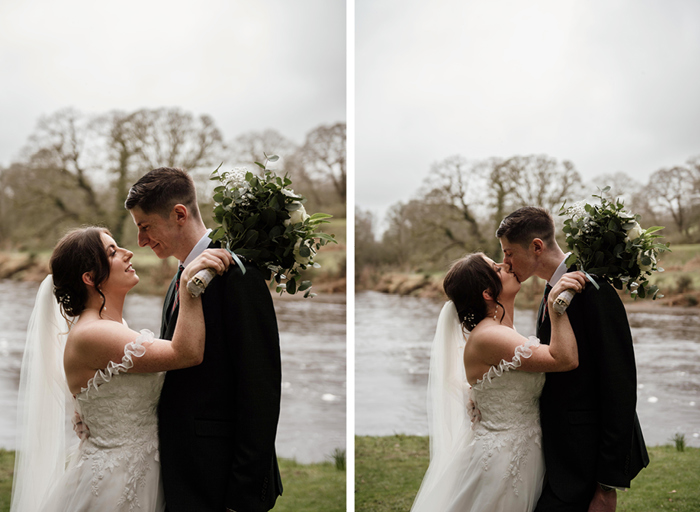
(158, 259, 283, 512)
(536, 273, 648, 504)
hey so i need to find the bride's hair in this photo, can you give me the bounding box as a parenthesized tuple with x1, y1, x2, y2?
(443, 252, 505, 332)
(50, 226, 112, 318)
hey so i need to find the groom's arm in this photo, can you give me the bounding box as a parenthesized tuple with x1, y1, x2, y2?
(583, 282, 638, 488)
(222, 265, 282, 512)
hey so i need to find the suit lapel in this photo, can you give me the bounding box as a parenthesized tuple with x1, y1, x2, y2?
(161, 273, 179, 340)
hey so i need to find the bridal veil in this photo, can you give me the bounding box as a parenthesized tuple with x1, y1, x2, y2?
(411, 301, 473, 511)
(11, 275, 73, 512)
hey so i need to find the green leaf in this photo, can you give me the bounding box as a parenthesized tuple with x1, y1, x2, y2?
(244, 214, 259, 229)
(261, 208, 276, 227)
(565, 253, 577, 268)
(644, 226, 665, 234)
(308, 212, 333, 221)
(286, 278, 297, 294)
(299, 245, 311, 258)
(298, 280, 312, 291)
(235, 248, 261, 259)
(638, 284, 646, 299)
(243, 230, 259, 247)
(265, 153, 280, 162)
(254, 161, 265, 169)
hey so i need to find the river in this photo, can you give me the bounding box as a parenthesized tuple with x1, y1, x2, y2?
(356, 290, 700, 448)
(0, 279, 346, 464)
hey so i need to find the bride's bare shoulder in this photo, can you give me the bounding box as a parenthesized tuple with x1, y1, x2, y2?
(469, 323, 521, 344)
(67, 316, 130, 349)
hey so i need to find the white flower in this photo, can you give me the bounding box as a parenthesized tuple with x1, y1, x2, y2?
(567, 201, 589, 222)
(637, 250, 656, 272)
(281, 188, 297, 197)
(293, 238, 314, 265)
(224, 167, 249, 190)
(284, 204, 309, 226)
(625, 222, 643, 242)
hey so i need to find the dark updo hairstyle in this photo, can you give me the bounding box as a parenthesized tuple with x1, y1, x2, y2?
(50, 227, 112, 317)
(443, 252, 505, 332)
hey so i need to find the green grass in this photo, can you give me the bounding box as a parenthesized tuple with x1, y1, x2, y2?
(657, 243, 700, 268)
(274, 458, 346, 512)
(0, 450, 13, 512)
(0, 453, 345, 512)
(356, 436, 700, 512)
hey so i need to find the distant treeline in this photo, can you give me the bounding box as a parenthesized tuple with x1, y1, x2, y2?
(357, 153, 700, 275)
(0, 107, 346, 250)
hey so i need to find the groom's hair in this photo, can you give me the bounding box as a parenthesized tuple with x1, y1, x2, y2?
(496, 206, 556, 248)
(125, 167, 201, 220)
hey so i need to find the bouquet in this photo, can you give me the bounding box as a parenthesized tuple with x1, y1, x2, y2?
(187, 154, 337, 298)
(554, 187, 670, 314)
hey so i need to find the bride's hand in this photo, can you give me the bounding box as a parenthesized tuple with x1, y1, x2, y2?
(180, 249, 235, 285)
(548, 271, 588, 310)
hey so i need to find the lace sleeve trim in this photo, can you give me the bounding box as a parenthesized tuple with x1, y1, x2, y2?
(80, 329, 155, 395)
(474, 336, 540, 389)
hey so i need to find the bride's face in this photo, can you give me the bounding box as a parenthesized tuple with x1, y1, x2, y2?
(481, 255, 520, 298)
(100, 233, 139, 293)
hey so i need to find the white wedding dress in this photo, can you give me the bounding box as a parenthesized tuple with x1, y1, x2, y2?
(411, 303, 546, 512)
(40, 330, 166, 511)
(11, 276, 166, 512)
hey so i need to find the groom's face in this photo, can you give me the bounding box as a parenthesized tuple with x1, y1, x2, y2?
(130, 206, 180, 259)
(499, 236, 537, 283)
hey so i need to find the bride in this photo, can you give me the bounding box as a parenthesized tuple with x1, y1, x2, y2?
(410, 252, 587, 512)
(10, 226, 233, 511)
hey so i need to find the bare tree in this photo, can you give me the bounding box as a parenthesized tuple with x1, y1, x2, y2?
(420, 155, 492, 252)
(500, 154, 582, 212)
(648, 165, 696, 236)
(227, 129, 297, 167)
(23, 108, 107, 220)
(297, 122, 346, 203)
(586, 171, 642, 209)
(126, 107, 224, 175)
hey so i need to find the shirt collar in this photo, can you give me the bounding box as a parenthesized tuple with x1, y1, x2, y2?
(548, 252, 572, 287)
(181, 229, 212, 268)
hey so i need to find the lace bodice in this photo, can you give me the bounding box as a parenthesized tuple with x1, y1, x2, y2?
(467, 336, 545, 495)
(71, 329, 165, 510)
(470, 336, 545, 433)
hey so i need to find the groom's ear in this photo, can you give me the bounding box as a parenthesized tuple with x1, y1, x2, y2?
(171, 204, 188, 225)
(531, 238, 545, 255)
(82, 272, 95, 288)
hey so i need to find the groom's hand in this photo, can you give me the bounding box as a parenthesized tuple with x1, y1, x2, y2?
(588, 483, 617, 512)
(71, 410, 90, 441)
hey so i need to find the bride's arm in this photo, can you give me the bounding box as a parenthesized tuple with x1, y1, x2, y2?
(473, 272, 586, 373)
(65, 249, 233, 386)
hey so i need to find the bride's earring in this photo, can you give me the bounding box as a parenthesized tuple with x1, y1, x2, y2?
(493, 305, 498, 321)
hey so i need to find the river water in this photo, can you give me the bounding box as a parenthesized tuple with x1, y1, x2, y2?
(0, 279, 345, 464)
(356, 290, 700, 448)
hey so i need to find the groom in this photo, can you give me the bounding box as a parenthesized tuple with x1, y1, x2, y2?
(126, 167, 283, 512)
(497, 206, 648, 512)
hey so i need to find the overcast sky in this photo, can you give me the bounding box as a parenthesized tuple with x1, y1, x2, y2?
(0, 0, 345, 167)
(357, 0, 700, 226)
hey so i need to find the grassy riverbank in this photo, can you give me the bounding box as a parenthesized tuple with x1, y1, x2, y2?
(0, 218, 347, 296)
(355, 435, 700, 512)
(357, 243, 700, 309)
(0, 450, 345, 511)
